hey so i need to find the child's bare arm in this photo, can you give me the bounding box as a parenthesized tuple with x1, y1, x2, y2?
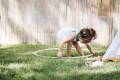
(85, 43, 96, 56)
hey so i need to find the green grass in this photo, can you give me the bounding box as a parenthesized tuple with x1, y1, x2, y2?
(0, 44, 120, 80)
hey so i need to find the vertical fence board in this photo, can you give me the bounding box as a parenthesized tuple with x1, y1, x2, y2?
(0, 0, 120, 46)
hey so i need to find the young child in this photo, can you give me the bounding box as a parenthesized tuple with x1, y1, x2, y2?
(57, 27, 97, 57)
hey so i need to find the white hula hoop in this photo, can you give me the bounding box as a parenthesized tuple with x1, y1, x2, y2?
(32, 48, 93, 59)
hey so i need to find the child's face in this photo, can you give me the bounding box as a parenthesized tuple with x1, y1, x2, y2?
(79, 28, 94, 43)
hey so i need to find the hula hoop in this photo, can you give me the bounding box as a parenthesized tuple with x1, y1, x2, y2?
(32, 48, 93, 59)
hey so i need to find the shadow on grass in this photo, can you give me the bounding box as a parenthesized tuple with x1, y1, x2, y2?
(54, 72, 120, 80)
(0, 68, 119, 80)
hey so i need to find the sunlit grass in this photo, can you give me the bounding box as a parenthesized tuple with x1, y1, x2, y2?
(0, 44, 119, 80)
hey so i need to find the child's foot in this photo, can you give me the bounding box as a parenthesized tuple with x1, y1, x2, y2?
(78, 52, 83, 56)
(57, 51, 62, 57)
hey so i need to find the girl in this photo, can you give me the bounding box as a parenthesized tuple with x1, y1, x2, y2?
(57, 27, 97, 57)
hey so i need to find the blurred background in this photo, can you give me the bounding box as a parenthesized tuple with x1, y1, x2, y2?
(0, 0, 120, 46)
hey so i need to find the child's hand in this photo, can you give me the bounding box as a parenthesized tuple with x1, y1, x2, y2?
(92, 51, 97, 56)
(57, 51, 62, 57)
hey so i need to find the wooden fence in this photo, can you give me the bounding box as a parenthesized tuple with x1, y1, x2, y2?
(0, 0, 120, 46)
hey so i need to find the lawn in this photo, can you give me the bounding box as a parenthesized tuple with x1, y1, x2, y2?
(0, 44, 120, 80)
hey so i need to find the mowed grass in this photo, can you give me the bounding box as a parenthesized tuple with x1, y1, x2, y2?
(0, 44, 120, 80)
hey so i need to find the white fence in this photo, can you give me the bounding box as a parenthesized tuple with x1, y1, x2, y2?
(0, 0, 120, 46)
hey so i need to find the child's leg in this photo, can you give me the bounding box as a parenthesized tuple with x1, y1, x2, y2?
(73, 42, 83, 56)
(67, 41, 73, 57)
(57, 42, 64, 57)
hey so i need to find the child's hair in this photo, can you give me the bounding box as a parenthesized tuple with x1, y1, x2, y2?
(73, 28, 97, 43)
(89, 28, 97, 40)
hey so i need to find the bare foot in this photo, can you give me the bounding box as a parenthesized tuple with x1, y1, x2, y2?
(57, 51, 62, 57)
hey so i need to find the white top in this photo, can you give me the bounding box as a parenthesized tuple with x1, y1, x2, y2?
(57, 27, 80, 43)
